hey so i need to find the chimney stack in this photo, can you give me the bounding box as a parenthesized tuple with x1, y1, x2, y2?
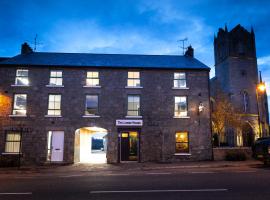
(185, 45, 194, 58)
(21, 42, 33, 55)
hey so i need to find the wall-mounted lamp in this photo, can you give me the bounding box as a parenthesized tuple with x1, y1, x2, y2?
(198, 102, 204, 113)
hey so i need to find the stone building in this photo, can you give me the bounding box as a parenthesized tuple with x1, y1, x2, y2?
(0, 43, 212, 165)
(211, 24, 269, 147)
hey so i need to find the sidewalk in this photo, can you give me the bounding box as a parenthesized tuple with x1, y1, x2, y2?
(0, 160, 262, 174)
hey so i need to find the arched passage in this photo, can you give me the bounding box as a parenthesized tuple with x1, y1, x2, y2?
(242, 123, 254, 147)
(74, 127, 108, 164)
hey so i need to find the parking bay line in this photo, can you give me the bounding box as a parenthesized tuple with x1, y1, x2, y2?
(0, 192, 32, 195)
(90, 189, 228, 194)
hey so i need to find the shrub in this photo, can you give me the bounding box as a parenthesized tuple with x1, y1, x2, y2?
(225, 152, 246, 161)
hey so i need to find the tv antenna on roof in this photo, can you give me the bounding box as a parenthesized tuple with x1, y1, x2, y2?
(177, 38, 188, 55)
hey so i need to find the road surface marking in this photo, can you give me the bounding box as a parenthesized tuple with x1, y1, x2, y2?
(59, 174, 84, 178)
(233, 171, 256, 173)
(107, 173, 129, 176)
(90, 189, 228, 194)
(0, 192, 32, 195)
(190, 172, 216, 174)
(146, 172, 172, 175)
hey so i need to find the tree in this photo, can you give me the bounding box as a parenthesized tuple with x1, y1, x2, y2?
(211, 89, 242, 146)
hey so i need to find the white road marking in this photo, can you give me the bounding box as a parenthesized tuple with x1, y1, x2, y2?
(106, 173, 129, 176)
(90, 189, 228, 194)
(146, 172, 172, 175)
(233, 171, 256, 173)
(0, 192, 32, 195)
(190, 172, 216, 174)
(59, 174, 84, 178)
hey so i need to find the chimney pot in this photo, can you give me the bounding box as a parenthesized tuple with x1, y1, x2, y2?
(185, 45, 194, 58)
(21, 42, 33, 54)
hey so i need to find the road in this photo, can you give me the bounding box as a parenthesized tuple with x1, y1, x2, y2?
(0, 164, 269, 200)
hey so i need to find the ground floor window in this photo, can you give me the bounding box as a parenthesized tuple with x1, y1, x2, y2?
(175, 131, 189, 153)
(5, 131, 21, 153)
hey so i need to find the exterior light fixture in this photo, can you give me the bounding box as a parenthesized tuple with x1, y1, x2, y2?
(257, 83, 266, 93)
(256, 82, 266, 138)
(198, 102, 204, 113)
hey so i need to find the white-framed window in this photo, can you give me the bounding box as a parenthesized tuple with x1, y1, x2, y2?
(174, 72, 186, 88)
(49, 70, 63, 86)
(85, 95, 99, 115)
(127, 95, 140, 116)
(127, 71, 140, 87)
(174, 96, 187, 117)
(175, 132, 189, 154)
(12, 94, 27, 115)
(15, 69, 29, 86)
(47, 94, 61, 116)
(86, 71, 99, 86)
(5, 131, 21, 153)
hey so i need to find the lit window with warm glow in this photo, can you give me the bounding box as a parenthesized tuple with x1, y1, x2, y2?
(5, 132, 21, 153)
(127, 72, 140, 87)
(15, 69, 29, 86)
(174, 72, 186, 88)
(49, 70, 63, 86)
(85, 95, 98, 115)
(86, 71, 99, 86)
(175, 132, 189, 153)
(127, 95, 140, 116)
(12, 94, 27, 115)
(48, 94, 61, 116)
(174, 96, 187, 117)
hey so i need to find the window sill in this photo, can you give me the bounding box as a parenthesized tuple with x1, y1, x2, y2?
(9, 115, 27, 117)
(1, 152, 22, 155)
(125, 115, 143, 119)
(44, 115, 62, 118)
(174, 116, 190, 119)
(172, 87, 189, 90)
(82, 115, 100, 118)
(83, 85, 101, 88)
(11, 84, 30, 87)
(174, 153, 191, 156)
(125, 86, 143, 89)
(46, 85, 64, 87)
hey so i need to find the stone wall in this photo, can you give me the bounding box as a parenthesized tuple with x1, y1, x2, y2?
(213, 147, 253, 161)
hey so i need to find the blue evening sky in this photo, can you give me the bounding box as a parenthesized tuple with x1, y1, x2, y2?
(0, 0, 270, 85)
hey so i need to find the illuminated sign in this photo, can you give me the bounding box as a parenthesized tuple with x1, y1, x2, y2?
(116, 119, 143, 127)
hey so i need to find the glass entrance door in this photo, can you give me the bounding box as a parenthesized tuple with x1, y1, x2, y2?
(120, 131, 138, 161)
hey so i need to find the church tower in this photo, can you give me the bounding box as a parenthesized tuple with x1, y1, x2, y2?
(212, 24, 269, 146)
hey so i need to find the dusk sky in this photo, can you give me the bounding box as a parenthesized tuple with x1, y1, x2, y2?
(1, 0, 270, 84)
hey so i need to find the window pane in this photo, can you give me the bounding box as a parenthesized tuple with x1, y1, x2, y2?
(17, 69, 28, 77)
(85, 95, 98, 115)
(174, 72, 186, 88)
(5, 132, 21, 153)
(176, 143, 189, 153)
(175, 131, 189, 153)
(174, 96, 187, 117)
(48, 95, 61, 115)
(13, 94, 27, 115)
(174, 73, 185, 79)
(15, 77, 29, 85)
(176, 132, 188, 143)
(127, 95, 140, 116)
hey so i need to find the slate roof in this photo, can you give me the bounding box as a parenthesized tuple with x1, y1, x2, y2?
(0, 52, 210, 70)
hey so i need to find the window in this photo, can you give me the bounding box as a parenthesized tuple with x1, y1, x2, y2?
(15, 69, 29, 86)
(5, 132, 21, 153)
(175, 132, 189, 154)
(86, 71, 99, 86)
(49, 70, 63, 86)
(85, 95, 98, 115)
(174, 72, 186, 88)
(12, 94, 27, 115)
(174, 96, 187, 117)
(127, 72, 140, 87)
(48, 94, 61, 116)
(243, 91, 249, 113)
(127, 95, 140, 116)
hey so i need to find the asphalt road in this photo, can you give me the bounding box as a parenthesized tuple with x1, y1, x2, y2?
(0, 165, 270, 200)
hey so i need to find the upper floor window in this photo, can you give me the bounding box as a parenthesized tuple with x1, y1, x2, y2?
(49, 70, 63, 86)
(175, 132, 189, 154)
(5, 131, 21, 153)
(127, 95, 140, 116)
(174, 72, 186, 88)
(15, 69, 29, 86)
(127, 72, 140, 87)
(86, 71, 99, 87)
(12, 94, 27, 116)
(174, 96, 187, 117)
(243, 91, 249, 113)
(47, 94, 61, 116)
(85, 95, 98, 115)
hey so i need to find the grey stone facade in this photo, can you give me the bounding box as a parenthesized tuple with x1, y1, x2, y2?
(0, 48, 212, 165)
(211, 24, 269, 147)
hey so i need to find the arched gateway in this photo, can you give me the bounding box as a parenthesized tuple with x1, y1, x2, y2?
(74, 127, 108, 164)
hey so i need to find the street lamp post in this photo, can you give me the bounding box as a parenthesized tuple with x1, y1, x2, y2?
(256, 82, 266, 138)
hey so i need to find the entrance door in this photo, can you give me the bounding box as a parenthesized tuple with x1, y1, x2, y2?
(50, 131, 64, 162)
(120, 131, 138, 161)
